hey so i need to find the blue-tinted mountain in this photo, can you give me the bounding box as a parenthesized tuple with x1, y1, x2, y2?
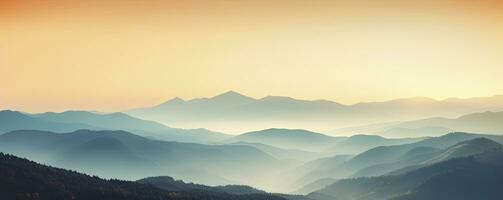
(383, 138, 503, 176)
(32, 111, 169, 132)
(342, 132, 503, 172)
(308, 148, 503, 200)
(295, 132, 503, 186)
(228, 141, 319, 162)
(226, 128, 345, 152)
(0, 153, 287, 200)
(1, 110, 230, 143)
(351, 146, 441, 177)
(0, 110, 96, 134)
(0, 129, 284, 189)
(324, 134, 423, 154)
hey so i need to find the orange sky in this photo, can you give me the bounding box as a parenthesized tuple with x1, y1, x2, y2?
(1, 0, 503, 112)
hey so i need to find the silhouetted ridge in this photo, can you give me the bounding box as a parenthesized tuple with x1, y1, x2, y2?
(0, 153, 287, 200)
(138, 176, 266, 195)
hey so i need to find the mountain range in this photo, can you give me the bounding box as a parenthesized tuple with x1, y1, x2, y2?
(336, 110, 503, 137)
(3, 132, 502, 200)
(3, 99, 503, 199)
(0, 110, 230, 143)
(0, 129, 286, 190)
(126, 91, 503, 132)
(309, 145, 503, 200)
(288, 132, 503, 193)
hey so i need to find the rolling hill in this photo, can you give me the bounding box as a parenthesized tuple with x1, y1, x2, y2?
(0, 153, 287, 200)
(341, 132, 503, 173)
(293, 132, 503, 188)
(0, 129, 284, 189)
(308, 148, 503, 200)
(354, 137, 503, 177)
(324, 134, 423, 154)
(1, 110, 230, 143)
(0, 110, 96, 134)
(226, 128, 344, 152)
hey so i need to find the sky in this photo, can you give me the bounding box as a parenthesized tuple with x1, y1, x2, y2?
(1, 0, 503, 112)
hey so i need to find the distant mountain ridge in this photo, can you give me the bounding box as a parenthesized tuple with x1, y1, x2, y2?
(0, 110, 97, 133)
(340, 110, 503, 137)
(0, 110, 230, 143)
(226, 128, 345, 152)
(126, 91, 503, 132)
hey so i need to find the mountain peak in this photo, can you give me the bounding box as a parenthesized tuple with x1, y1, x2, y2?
(156, 97, 186, 107)
(168, 97, 185, 103)
(212, 90, 250, 99)
(209, 91, 256, 104)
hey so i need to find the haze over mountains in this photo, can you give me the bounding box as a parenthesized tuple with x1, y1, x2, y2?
(0, 110, 230, 143)
(127, 91, 503, 133)
(0, 153, 289, 200)
(285, 133, 503, 194)
(0, 129, 287, 189)
(2, 93, 503, 199)
(339, 110, 503, 137)
(310, 147, 503, 200)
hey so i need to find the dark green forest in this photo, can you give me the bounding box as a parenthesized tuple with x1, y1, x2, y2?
(0, 153, 286, 200)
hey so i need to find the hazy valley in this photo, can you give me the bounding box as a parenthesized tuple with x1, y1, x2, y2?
(2, 92, 503, 199)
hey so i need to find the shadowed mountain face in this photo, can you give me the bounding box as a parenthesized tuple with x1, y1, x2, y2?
(354, 138, 503, 178)
(0, 153, 288, 200)
(308, 148, 503, 200)
(225, 128, 345, 152)
(339, 133, 503, 175)
(1, 110, 230, 143)
(292, 133, 503, 189)
(0, 130, 285, 190)
(340, 111, 503, 137)
(126, 92, 503, 132)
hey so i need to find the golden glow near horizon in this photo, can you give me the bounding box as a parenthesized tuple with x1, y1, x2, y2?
(1, 0, 503, 112)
